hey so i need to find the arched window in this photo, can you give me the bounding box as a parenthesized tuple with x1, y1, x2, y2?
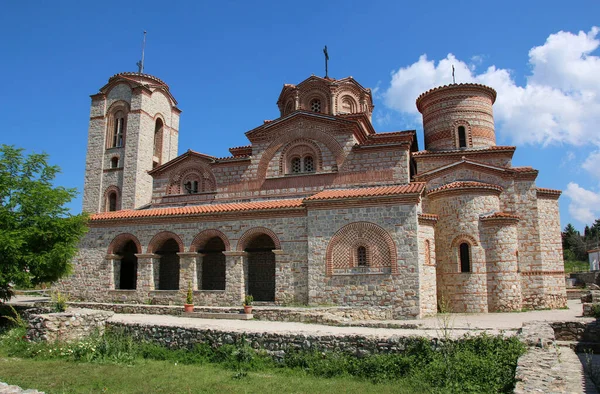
(153, 118, 164, 167)
(459, 243, 471, 273)
(111, 157, 119, 168)
(303, 155, 314, 172)
(340, 96, 356, 114)
(107, 110, 127, 148)
(184, 180, 199, 194)
(108, 192, 117, 212)
(291, 157, 302, 173)
(284, 101, 294, 115)
(357, 246, 367, 267)
(310, 98, 321, 113)
(458, 126, 467, 148)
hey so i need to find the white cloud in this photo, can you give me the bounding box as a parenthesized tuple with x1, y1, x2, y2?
(381, 27, 600, 225)
(564, 183, 600, 223)
(582, 150, 600, 180)
(382, 27, 600, 148)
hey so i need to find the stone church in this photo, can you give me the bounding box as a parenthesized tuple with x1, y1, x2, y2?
(60, 70, 567, 318)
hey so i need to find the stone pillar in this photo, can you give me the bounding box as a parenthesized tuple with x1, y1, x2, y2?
(273, 249, 286, 304)
(177, 252, 198, 291)
(196, 253, 205, 290)
(135, 253, 158, 292)
(105, 254, 122, 290)
(223, 251, 247, 305)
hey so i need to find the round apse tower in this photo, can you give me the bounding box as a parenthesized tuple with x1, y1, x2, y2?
(416, 83, 497, 151)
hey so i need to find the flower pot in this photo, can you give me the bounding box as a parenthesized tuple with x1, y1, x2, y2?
(184, 304, 194, 313)
(243, 305, 253, 314)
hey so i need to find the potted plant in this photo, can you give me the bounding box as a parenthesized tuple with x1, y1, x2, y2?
(243, 295, 254, 314)
(184, 282, 194, 313)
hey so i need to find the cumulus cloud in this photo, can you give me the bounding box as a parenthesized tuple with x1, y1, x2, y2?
(564, 183, 600, 223)
(383, 27, 600, 147)
(381, 27, 600, 224)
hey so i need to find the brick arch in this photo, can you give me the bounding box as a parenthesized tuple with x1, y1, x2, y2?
(257, 128, 344, 180)
(326, 222, 397, 276)
(103, 185, 121, 212)
(189, 229, 231, 252)
(452, 119, 473, 148)
(146, 231, 184, 253)
(167, 163, 216, 195)
(237, 227, 281, 251)
(451, 233, 478, 247)
(107, 233, 142, 255)
(278, 138, 323, 175)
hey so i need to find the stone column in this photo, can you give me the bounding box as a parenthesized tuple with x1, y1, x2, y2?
(272, 249, 286, 304)
(196, 253, 205, 290)
(135, 253, 158, 293)
(177, 252, 198, 291)
(105, 254, 122, 290)
(223, 251, 247, 305)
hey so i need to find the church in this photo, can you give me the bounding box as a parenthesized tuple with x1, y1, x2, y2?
(59, 69, 567, 318)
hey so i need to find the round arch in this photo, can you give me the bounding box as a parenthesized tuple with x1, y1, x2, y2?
(189, 229, 231, 252)
(146, 231, 185, 254)
(325, 221, 397, 276)
(450, 233, 478, 247)
(107, 233, 142, 255)
(256, 128, 344, 180)
(237, 227, 281, 251)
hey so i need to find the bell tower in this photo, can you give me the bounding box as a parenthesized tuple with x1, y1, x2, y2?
(82, 72, 181, 213)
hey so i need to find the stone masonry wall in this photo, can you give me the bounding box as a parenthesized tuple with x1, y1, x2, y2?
(428, 192, 500, 312)
(26, 308, 114, 342)
(417, 221, 437, 316)
(306, 203, 421, 319)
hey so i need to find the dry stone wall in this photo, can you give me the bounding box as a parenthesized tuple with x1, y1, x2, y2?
(26, 309, 114, 342)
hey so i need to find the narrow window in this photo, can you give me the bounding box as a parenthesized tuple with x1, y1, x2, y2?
(111, 157, 119, 168)
(154, 118, 164, 166)
(310, 99, 321, 113)
(291, 157, 301, 173)
(459, 243, 470, 273)
(458, 126, 467, 148)
(357, 246, 367, 267)
(304, 155, 314, 172)
(108, 192, 117, 212)
(192, 181, 198, 193)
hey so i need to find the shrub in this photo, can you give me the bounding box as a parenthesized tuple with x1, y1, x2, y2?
(51, 291, 68, 313)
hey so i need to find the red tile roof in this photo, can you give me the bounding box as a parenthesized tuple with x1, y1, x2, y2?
(480, 212, 520, 220)
(418, 213, 439, 221)
(428, 181, 503, 195)
(305, 183, 426, 201)
(537, 187, 562, 196)
(416, 83, 497, 110)
(413, 146, 516, 157)
(510, 166, 537, 173)
(91, 199, 304, 221)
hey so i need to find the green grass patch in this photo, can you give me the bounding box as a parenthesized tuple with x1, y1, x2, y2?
(565, 260, 589, 274)
(0, 326, 525, 393)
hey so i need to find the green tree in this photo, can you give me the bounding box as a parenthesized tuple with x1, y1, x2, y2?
(0, 145, 88, 301)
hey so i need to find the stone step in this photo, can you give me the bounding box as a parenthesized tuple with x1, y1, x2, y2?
(182, 312, 253, 320)
(556, 340, 600, 353)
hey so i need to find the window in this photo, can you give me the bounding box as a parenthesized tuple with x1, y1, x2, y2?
(290, 155, 315, 174)
(107, 109, 127, 148)
(110, 157, 119, 168)
(291, 157, 302, 173)
(184, 180, 199, 194)
(153, 118, 164, 166)
(304, 156, 314, 172)
(459, 243, 470, 273)
(310, 99, 321, 113)
(357, 246, 367, 267)
(284, 101, 294, 115)
(108, 192, 117, 212)
(458, 126, 467, 148)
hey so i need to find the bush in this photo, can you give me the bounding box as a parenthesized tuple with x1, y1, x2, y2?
(51, 291, 68, 313)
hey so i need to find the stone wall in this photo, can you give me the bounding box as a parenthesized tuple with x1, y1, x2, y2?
(417, 220, 437, 316)
(26, 308, 114, 342)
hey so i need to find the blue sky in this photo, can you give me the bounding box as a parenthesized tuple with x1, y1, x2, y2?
(1, 1, 599, 231)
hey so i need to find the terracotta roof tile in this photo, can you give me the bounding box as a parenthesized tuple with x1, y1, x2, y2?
(418, 213, 439, 221)
(416, 83, 497, 110)
(305, 184, 426, 201)
(510, 166, 537, 173)
(91, 199, 304, 221)
(413, 146, 516, 157)
(537, 187, 562, 195)
(480, 212, 520, 220)
(428, 181, 503, 195)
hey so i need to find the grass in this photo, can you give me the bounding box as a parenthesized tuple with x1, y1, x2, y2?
(0, 325, 525, 394)
(565, 260, 589, 274)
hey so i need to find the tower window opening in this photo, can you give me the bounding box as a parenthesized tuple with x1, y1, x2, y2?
(310, 99, 321, 113)
(154, 118, 164, 165)
(357, 246, 367, 267)
(108, 192, 117, 212)
(458, 126, 467, 148)
(459, 243, 471, 273)
(110, 157, 119, 168)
